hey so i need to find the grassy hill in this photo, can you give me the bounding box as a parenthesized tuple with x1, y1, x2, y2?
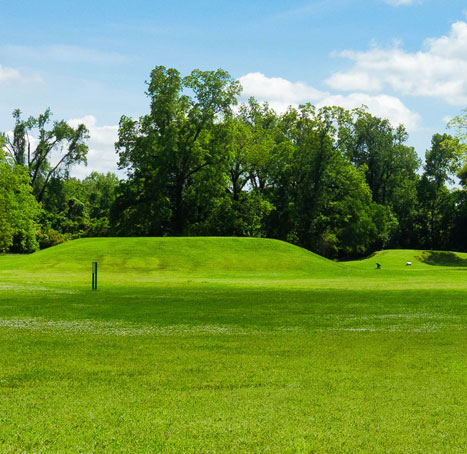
(3, 237, 467, 289)
(0, 237, 345, 286)
(4, 236, 467, 276)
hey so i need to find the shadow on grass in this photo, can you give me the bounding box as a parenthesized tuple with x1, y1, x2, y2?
(419, 250, 467, 267)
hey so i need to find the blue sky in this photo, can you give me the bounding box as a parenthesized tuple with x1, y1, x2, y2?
(2, 0, 467, 177)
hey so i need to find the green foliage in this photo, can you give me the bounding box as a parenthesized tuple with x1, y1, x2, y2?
(332, 107, 420, 247)
(262, 105, 392, 257)
(115, 66, 241, 235)
(198, 192, 273, 237)
(447, 108, 467, 142)
(416, 134, 462, 249)
(36, 172, 118, 245)
(424, 133, 462, 186)
(0, 138, 40, 252)
(335, 108, 420, 204)
(448, 189, 467, 251)
(81, 171, 119, 220)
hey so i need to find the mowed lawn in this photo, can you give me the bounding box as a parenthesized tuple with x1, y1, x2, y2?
(1, 238, 467, 453)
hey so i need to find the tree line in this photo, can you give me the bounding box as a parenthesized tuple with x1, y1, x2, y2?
(1, 66, 467, 258)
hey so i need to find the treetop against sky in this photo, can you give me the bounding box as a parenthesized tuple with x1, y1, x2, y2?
(1, 0, 467, 178)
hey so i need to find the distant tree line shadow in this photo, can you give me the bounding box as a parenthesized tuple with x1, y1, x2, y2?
(419, 251, 467, 267)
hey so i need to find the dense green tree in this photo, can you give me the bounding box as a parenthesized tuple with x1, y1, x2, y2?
(0, 137, 40, 252)
(238, 99, 279, 194)
(201, 100, 276, 237)
(335, 108, 418, 204)
(264, 105, 392, 257)
(37, 172, 119, 246)
(332, 107, 420, 247)
(442, 110, 467, 251)
(115, 66, 241, 235)
(112, 70, 413, 257)
(417, 134, 461, 249)
(4, 109, 89, 202)
(74, 172, 119, 221)
(220, 114, 253, 202)
(449, 189, 467, 251)
(424, 134, 462, 186)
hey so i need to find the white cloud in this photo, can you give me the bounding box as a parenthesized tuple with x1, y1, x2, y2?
(426, 22, 467, 59)
(324, 71, 382, 92)
(238, 72, 420, 131)
(1, 45, 129, 65)
(0, 64, 21, 82)
(318, 93, 420, 131)
(67, 115, 121, 179)
(239, 72, 327, 113)
(326, 21, 467, 105)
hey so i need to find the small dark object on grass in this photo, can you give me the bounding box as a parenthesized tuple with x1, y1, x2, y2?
(376, 263, 381, 269)
(92, 262, 98, 290)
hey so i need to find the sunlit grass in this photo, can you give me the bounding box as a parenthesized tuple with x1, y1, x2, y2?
(1, 238, 466, 453)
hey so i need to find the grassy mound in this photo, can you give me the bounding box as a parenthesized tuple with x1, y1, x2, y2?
(3, 238, 467, 289)
(0, 237, 341, 279)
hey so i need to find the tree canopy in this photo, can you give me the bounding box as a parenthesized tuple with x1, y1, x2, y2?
(3, 66, 467, 258)
(115, 66, 241, 235)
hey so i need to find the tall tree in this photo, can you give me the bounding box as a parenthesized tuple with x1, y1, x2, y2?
(115, 66, 241, 235)
(417, 134, 461, 249)
(442, 110, 467, 250)
(332, 107, 420, 247)
(4, 108, 89, 202)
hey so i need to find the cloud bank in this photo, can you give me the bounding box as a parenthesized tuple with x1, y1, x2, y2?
(326, 21, 467, 105)
(238, 72, 420, 131)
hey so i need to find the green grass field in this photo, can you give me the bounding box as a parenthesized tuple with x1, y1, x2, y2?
(1, 238, 466, 453)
